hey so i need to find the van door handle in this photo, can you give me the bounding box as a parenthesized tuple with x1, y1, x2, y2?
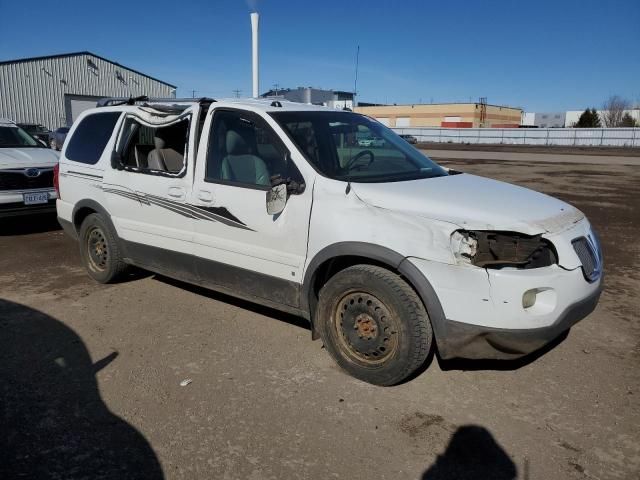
(168, 187, 185, 199)
(197, 190, 213, 203)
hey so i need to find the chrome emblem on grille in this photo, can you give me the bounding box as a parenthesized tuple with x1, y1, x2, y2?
(24, 168, 41, 178)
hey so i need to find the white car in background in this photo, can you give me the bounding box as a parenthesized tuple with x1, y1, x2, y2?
(357, 136, 385, 148)
(0, 119, 59, 217)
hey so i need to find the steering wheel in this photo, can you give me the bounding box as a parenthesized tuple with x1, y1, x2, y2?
(346, 149, 375, 170)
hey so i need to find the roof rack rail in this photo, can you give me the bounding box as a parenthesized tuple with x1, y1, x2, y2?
(96, 96, 215, 108)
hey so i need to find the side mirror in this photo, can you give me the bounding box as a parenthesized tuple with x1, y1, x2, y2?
(266, 183, 287, 215)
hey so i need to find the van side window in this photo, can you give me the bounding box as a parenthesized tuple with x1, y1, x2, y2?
(119, 117, 189, 175)
(206, 110, 294, 189)
(65, 112, 121, 164)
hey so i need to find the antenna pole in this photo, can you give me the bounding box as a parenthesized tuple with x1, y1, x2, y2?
(353, 45, 360, 107)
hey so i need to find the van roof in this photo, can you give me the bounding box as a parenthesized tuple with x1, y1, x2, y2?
(97, 96, 351, 114)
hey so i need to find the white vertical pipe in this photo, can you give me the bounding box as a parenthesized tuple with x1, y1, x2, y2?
(251, 12, 259, 98)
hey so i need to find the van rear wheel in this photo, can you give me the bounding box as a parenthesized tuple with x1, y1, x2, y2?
(316, 265, 432, 386)
(79, 213, 129, 283)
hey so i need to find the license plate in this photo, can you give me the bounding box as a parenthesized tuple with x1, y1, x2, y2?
(23, 192, 49, 205)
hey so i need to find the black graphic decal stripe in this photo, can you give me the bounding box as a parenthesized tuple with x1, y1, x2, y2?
(140, 195, 203, 218)
(195, 206, 244, 225)
(102, 188, 150, 205)
(64, 173, 104, 182)
(140, 192, 252, 229)
(144, 194, 241, 225)
(143, 194, 215, 220)
(67, 170, 104, 179)
(145, 194, 252, 229)
(106, 188, 199, 219)
(102, 187, 254, 231)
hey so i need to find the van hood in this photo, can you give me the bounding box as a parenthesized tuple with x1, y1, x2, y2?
(351, 173, 584, 235)
(0, 147, 59, 169)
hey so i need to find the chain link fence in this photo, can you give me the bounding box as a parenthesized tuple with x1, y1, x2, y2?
(392, 127, 640, 147)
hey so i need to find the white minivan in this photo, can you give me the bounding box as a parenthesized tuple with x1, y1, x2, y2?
(56, 97, 603, 385)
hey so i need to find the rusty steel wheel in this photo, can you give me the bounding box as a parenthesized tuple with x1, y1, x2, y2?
(317, 264, 432, 386)
(334, 292, 400, 365)
(86, 226, 109, 272)
(79, 213, 129, 284)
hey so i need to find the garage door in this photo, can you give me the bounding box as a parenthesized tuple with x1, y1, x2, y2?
(376, 117, 390, 126)
(64, 95, 103, 126)
(396, 117, 411, 127)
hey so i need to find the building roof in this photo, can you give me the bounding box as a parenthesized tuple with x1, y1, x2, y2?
(356, 102, 521, 110)
(260, 87, 354, 98)
(0, 51, 176, 88)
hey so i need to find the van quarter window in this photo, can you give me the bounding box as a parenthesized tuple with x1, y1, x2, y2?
(118, 116, 189, 175)
(65, 112, 122, 164)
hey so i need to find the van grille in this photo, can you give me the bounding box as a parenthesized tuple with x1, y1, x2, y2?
(0, 169, 54, 190)
(572, 235, 602, 282)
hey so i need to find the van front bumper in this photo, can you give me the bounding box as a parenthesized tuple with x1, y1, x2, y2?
(407, 257, 603, 360)
(435, 284, 602, 360)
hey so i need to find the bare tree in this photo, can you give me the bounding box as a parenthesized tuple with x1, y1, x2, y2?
(602, 95, 630, 127)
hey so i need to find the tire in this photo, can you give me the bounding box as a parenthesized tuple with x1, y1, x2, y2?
(78, 213, 129, 283)
(316, 265, 432, 386)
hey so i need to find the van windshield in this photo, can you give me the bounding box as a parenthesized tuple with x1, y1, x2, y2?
(0, 125, 42, 148)
(270, 111, 447, 183)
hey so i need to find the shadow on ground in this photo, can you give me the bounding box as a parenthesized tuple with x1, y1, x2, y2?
(0, 299, 163, 479)
(422, 425, 518, 480)
(437, 330, 569, 372)
(155, 274, 311, 331)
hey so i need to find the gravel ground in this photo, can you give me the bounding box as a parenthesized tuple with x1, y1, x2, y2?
(1, 156, 639, 480)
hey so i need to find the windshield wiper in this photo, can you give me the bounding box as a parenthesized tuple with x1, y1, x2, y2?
(337, 170, 446, 183)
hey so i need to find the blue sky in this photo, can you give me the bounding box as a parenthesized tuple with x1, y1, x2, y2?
(1, 0, 638, 111)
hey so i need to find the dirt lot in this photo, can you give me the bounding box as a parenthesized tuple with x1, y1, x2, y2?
(1, 157, 639, 480)
(418, 143, 640, 157)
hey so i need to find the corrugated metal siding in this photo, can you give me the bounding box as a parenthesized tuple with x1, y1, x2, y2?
(0, 53, 174, 129)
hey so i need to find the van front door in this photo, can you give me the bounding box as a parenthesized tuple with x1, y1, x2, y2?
(189, 108, 312, 309)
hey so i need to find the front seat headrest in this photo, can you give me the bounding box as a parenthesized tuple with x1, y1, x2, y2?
(153, 136, 166, 150)
(226, 130, 250, 156)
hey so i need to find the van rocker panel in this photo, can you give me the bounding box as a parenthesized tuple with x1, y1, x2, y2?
(121, 240, 303, 315)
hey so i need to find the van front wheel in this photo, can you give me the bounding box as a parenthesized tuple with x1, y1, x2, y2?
(316, 265, 432, 386)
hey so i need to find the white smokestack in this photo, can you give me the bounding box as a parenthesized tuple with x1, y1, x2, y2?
(251, 12, 259, 98)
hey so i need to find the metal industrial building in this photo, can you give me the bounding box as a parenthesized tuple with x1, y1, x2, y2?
(355, 102, 522, 128)
(0, 51, 176, 129)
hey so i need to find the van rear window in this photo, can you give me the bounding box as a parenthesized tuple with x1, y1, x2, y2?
(65, 112, 121, 164)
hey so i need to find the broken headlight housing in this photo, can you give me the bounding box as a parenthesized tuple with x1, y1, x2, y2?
(451, 230, 558, 269)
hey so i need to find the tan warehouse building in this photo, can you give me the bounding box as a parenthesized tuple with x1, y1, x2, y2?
(355, 102, 522, 128)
